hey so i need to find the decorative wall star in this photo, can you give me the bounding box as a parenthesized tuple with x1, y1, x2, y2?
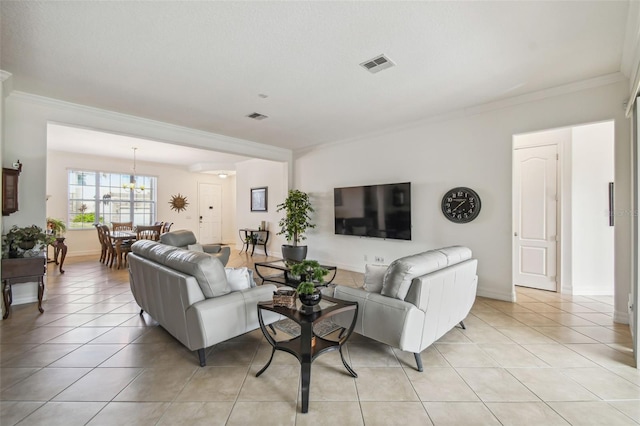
(169, 193, 189, 212)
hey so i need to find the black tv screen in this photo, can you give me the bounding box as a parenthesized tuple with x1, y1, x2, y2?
(334, 182, 411, 241)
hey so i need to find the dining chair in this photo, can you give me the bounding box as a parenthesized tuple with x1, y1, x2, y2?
(162, 222, 173, 233)
(104, 225, 134, 268)
(112, 221, 134, 231)
(136, 224, 162, 241)
(99, 225, 117, 267)
(94, 224, 108, 264)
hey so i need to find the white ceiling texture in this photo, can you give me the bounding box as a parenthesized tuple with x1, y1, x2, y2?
(0, 1, 634, 169)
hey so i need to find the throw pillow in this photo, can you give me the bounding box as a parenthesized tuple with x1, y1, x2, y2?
(225, 267, 254, 291)
(363, 264, 387, 293)
(187, 243, 204, 252)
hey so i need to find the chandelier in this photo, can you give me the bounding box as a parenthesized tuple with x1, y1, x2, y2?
(122, 147, 146, 191)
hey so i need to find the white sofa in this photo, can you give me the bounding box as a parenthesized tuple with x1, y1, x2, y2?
(128, 239, 280, 366)
(332, 246, 478, 371)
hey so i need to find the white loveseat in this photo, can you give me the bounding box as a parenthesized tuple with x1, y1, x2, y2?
(332, 246, 478, 371)
(128, 240, 280, 366)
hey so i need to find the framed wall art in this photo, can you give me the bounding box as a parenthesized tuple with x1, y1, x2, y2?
(251, 187, 268, 212)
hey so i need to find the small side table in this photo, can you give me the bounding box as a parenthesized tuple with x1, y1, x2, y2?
(238, 228, 270, 256)
(48, 237, 67, 273)
(256, 295, 358, 413)
(1, 255, 47, 319)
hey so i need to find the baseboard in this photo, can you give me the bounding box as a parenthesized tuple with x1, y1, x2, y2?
(476, 287, 515, 302)
(614, 310, 630, 324)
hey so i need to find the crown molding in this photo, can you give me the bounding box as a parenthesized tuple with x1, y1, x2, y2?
(7, 91, 292, 162)
(300, 72, 627, 155)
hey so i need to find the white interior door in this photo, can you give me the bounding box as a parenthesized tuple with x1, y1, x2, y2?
(513, 144, 558, 291)
(198, 183, 222, 244)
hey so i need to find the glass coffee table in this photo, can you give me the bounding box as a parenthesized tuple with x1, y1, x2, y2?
(254, 259, 337, 287)
(256, 295, 358, 413)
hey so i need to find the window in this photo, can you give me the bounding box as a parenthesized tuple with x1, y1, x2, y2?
(68, 169, 157, 229)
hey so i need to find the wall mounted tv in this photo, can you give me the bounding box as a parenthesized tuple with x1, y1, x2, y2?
(334, 182, 411, 241)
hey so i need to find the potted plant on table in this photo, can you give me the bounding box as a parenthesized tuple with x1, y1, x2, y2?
(1, 224, 55, 258)
(46, 217, 67, 238)
(276, 189, 316, 263)
(291, 260, 329, 312)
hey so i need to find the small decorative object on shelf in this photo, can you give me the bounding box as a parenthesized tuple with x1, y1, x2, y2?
(296, 282, 322, 313)
(292, 260, 329, 314)
(272, 288, 297, 309)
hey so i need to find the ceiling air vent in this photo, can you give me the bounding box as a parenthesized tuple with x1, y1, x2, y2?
(247, 112, 268, 120)
(359, 54, 395, 74)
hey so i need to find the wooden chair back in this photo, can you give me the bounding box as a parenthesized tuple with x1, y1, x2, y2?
(161, 222, 173, 233)
(136, 224, 162, 241)
(99, 224, 117, 267)
(112, 221, 133, 231)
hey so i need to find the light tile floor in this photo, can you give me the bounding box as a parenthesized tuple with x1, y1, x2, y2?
(1, 251, 638, 425)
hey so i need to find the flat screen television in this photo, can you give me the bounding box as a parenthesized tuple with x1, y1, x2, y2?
(334, 182, 411, 241)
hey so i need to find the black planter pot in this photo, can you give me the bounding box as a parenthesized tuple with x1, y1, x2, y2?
(298, 290, 322, 314)
(282, 245, 307, 263)
(18, 240, 36, 250)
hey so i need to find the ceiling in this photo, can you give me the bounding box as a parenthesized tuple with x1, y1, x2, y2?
(46, 123, 249, 174)
(0, 1, 633, 165)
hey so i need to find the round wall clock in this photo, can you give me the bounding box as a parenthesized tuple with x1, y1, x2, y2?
(441, 187, 481, 223)
(169, 193, 189, 212)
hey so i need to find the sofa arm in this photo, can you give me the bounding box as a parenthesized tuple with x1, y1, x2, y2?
(204, 246, 230, 266)
(333, 285, 423, 351)
(202, 244, 221, 254)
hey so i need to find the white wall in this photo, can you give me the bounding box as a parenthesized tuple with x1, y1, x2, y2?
(571, 122, 615, 295)
(46, 150, 237, 256)
(235, 159, 288, 256)
(294, 80, 631, 320)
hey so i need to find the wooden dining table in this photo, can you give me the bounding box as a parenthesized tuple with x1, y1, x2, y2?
(110, 231, 136, 269)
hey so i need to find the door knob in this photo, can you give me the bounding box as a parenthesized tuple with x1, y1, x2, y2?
(514, 232, 518, 236)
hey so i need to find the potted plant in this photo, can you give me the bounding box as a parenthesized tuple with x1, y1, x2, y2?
(2, 224, 55, 258)
(276, 189, 316, 262)
(291, 260, 328, 311)
(46, 217, 67, 237)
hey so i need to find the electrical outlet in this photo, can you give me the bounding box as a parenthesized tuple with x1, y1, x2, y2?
(375, 256, 384, 263)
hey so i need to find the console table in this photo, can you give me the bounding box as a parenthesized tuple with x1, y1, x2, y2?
(256, 295, 358, 413)
(1, 255, 46, 319)
(238, 228, 270, 256)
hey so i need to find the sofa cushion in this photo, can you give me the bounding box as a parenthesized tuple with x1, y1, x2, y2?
(225, 267, 254, 291)
(381, 250, 448, 300)
(363, 264, 387, 293)
(188, 243, 204, 252)
(164, 249, 230, 298)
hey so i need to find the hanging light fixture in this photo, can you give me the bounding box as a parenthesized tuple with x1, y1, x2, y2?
(123, 147, 146, 191)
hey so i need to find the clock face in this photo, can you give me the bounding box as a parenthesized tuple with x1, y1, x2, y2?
(441, 187, 481, 223)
